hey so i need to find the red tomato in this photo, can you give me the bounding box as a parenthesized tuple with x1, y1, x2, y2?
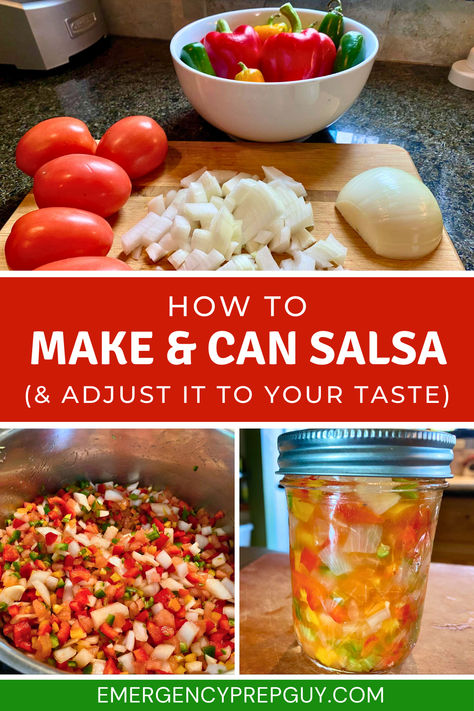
(33, 154, 132, 217)
(35, 256, 132, 271)
(96, 116, 168, 179)
(300, 547, 320, 572)
(16, 117, 96, 177)
(13, 620, 32, 652)
(5, 207, 114, 270)
(336, 501, 383, 525)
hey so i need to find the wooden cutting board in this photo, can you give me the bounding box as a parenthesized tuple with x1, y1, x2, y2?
(240, 553, 474, 674)
(0, 142, 463, 271)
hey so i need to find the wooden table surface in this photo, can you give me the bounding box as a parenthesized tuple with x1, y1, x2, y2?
(240, 551, 474, 675)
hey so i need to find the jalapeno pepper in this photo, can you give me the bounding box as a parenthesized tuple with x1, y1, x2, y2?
(180, 42, 216, 76)
(317, 1, 344, 49)
(333, 30, 365, 72)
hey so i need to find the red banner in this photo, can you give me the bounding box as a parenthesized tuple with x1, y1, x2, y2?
(0, 274, 472, 423)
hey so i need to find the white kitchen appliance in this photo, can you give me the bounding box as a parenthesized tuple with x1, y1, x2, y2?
(0, 0, 107, 70)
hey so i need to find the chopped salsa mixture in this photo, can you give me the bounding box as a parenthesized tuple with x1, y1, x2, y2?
(0, 481, 234, 674)
(285, 477, 442, 672)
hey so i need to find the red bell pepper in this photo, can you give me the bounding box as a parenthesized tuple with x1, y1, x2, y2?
(260, 3, 322, 82)
(203, 19, 261, 80)
(316, 32, 337, 77)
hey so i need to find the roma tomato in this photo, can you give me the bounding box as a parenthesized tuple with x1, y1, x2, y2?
(5, 207, 114, 270)
(96, 116, 168, 179)
(16, 117, 96, 177)
(34, 256, 132, 271)
(33, 154, 132, 217)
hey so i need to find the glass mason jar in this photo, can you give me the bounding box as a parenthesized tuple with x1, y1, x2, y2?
(278, 429, 455, 673)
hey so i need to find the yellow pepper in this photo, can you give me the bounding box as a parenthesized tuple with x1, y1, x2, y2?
(234, 62, 265, 83)
(254, 14, 287, 42)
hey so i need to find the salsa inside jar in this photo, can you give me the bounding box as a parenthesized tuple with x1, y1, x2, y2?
(283, 476, 444, 673)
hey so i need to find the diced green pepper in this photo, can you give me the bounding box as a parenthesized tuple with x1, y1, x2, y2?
(8, 530, 21, 543)
(377, 543, 391, 558)
(203, 644, 216, 657)
(50, 634, 59, 649)
(106, 614, 115, 625)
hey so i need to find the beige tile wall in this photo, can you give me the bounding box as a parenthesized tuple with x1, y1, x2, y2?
(99, 0, 474, 66)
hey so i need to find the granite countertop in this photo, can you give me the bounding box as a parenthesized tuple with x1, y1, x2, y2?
(0, 36, 472, 268)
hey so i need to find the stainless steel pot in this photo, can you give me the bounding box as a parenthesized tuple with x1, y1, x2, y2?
(0, 428, 234, 674)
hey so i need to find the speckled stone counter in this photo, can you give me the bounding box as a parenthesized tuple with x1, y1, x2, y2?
(0, 36, 472, 268)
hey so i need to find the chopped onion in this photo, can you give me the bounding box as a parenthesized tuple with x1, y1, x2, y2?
(367, 603, 391, 630)
(53, 646, 76, 664)
(122, 165, 347, 272)
(74, 648, 94, 668)
(133, 620, 148, 642)
(104, 489, 123, 502)
(156, 550, 172, 569)
(356, 484, 400, 515)
(205, 578, 232, 600)
(0, 585, 25, 604)
(343, 525, 383, 554)
(117, 652, 135, 673)
(73, 492, 90, 510)
(319, 545, 353, 576)
(151, 643, 175, 661)
(91, 602, 129, 629)
(124, 630, 135, 651)
(177, 620, 199, 647)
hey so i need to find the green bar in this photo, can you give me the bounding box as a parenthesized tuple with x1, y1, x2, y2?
(0, 679, 472, 710)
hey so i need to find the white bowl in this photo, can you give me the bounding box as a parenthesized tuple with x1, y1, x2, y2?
(170, 7, 378, 142)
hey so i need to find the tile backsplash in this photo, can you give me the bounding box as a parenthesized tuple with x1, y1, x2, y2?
(99, 0, 474, 66)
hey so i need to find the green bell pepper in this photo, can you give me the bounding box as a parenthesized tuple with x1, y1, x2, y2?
(180, 42, 216, 76)
(318, 1, 344, 48)
(334, 30, 365, 72)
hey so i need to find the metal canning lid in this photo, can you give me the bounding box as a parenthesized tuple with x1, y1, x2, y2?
(277, 429, 455, 478)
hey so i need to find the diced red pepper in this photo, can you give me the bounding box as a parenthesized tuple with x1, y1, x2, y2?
(45, 531, 59, 545)
(133, 647, 149, 663)
(3, 544, 19, 561)
(103, 658, 120, 674)
(12, 518, 24, 529)
(20, 562, 33, 579)
(300, 547, 320, 572)
(100, 622, 119, 640)
(57, 621, 70, 645)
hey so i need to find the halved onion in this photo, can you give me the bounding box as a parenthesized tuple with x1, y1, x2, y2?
(336, 167, 443, 259)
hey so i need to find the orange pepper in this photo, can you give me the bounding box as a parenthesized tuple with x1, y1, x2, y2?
(254, 15, 287, 42)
